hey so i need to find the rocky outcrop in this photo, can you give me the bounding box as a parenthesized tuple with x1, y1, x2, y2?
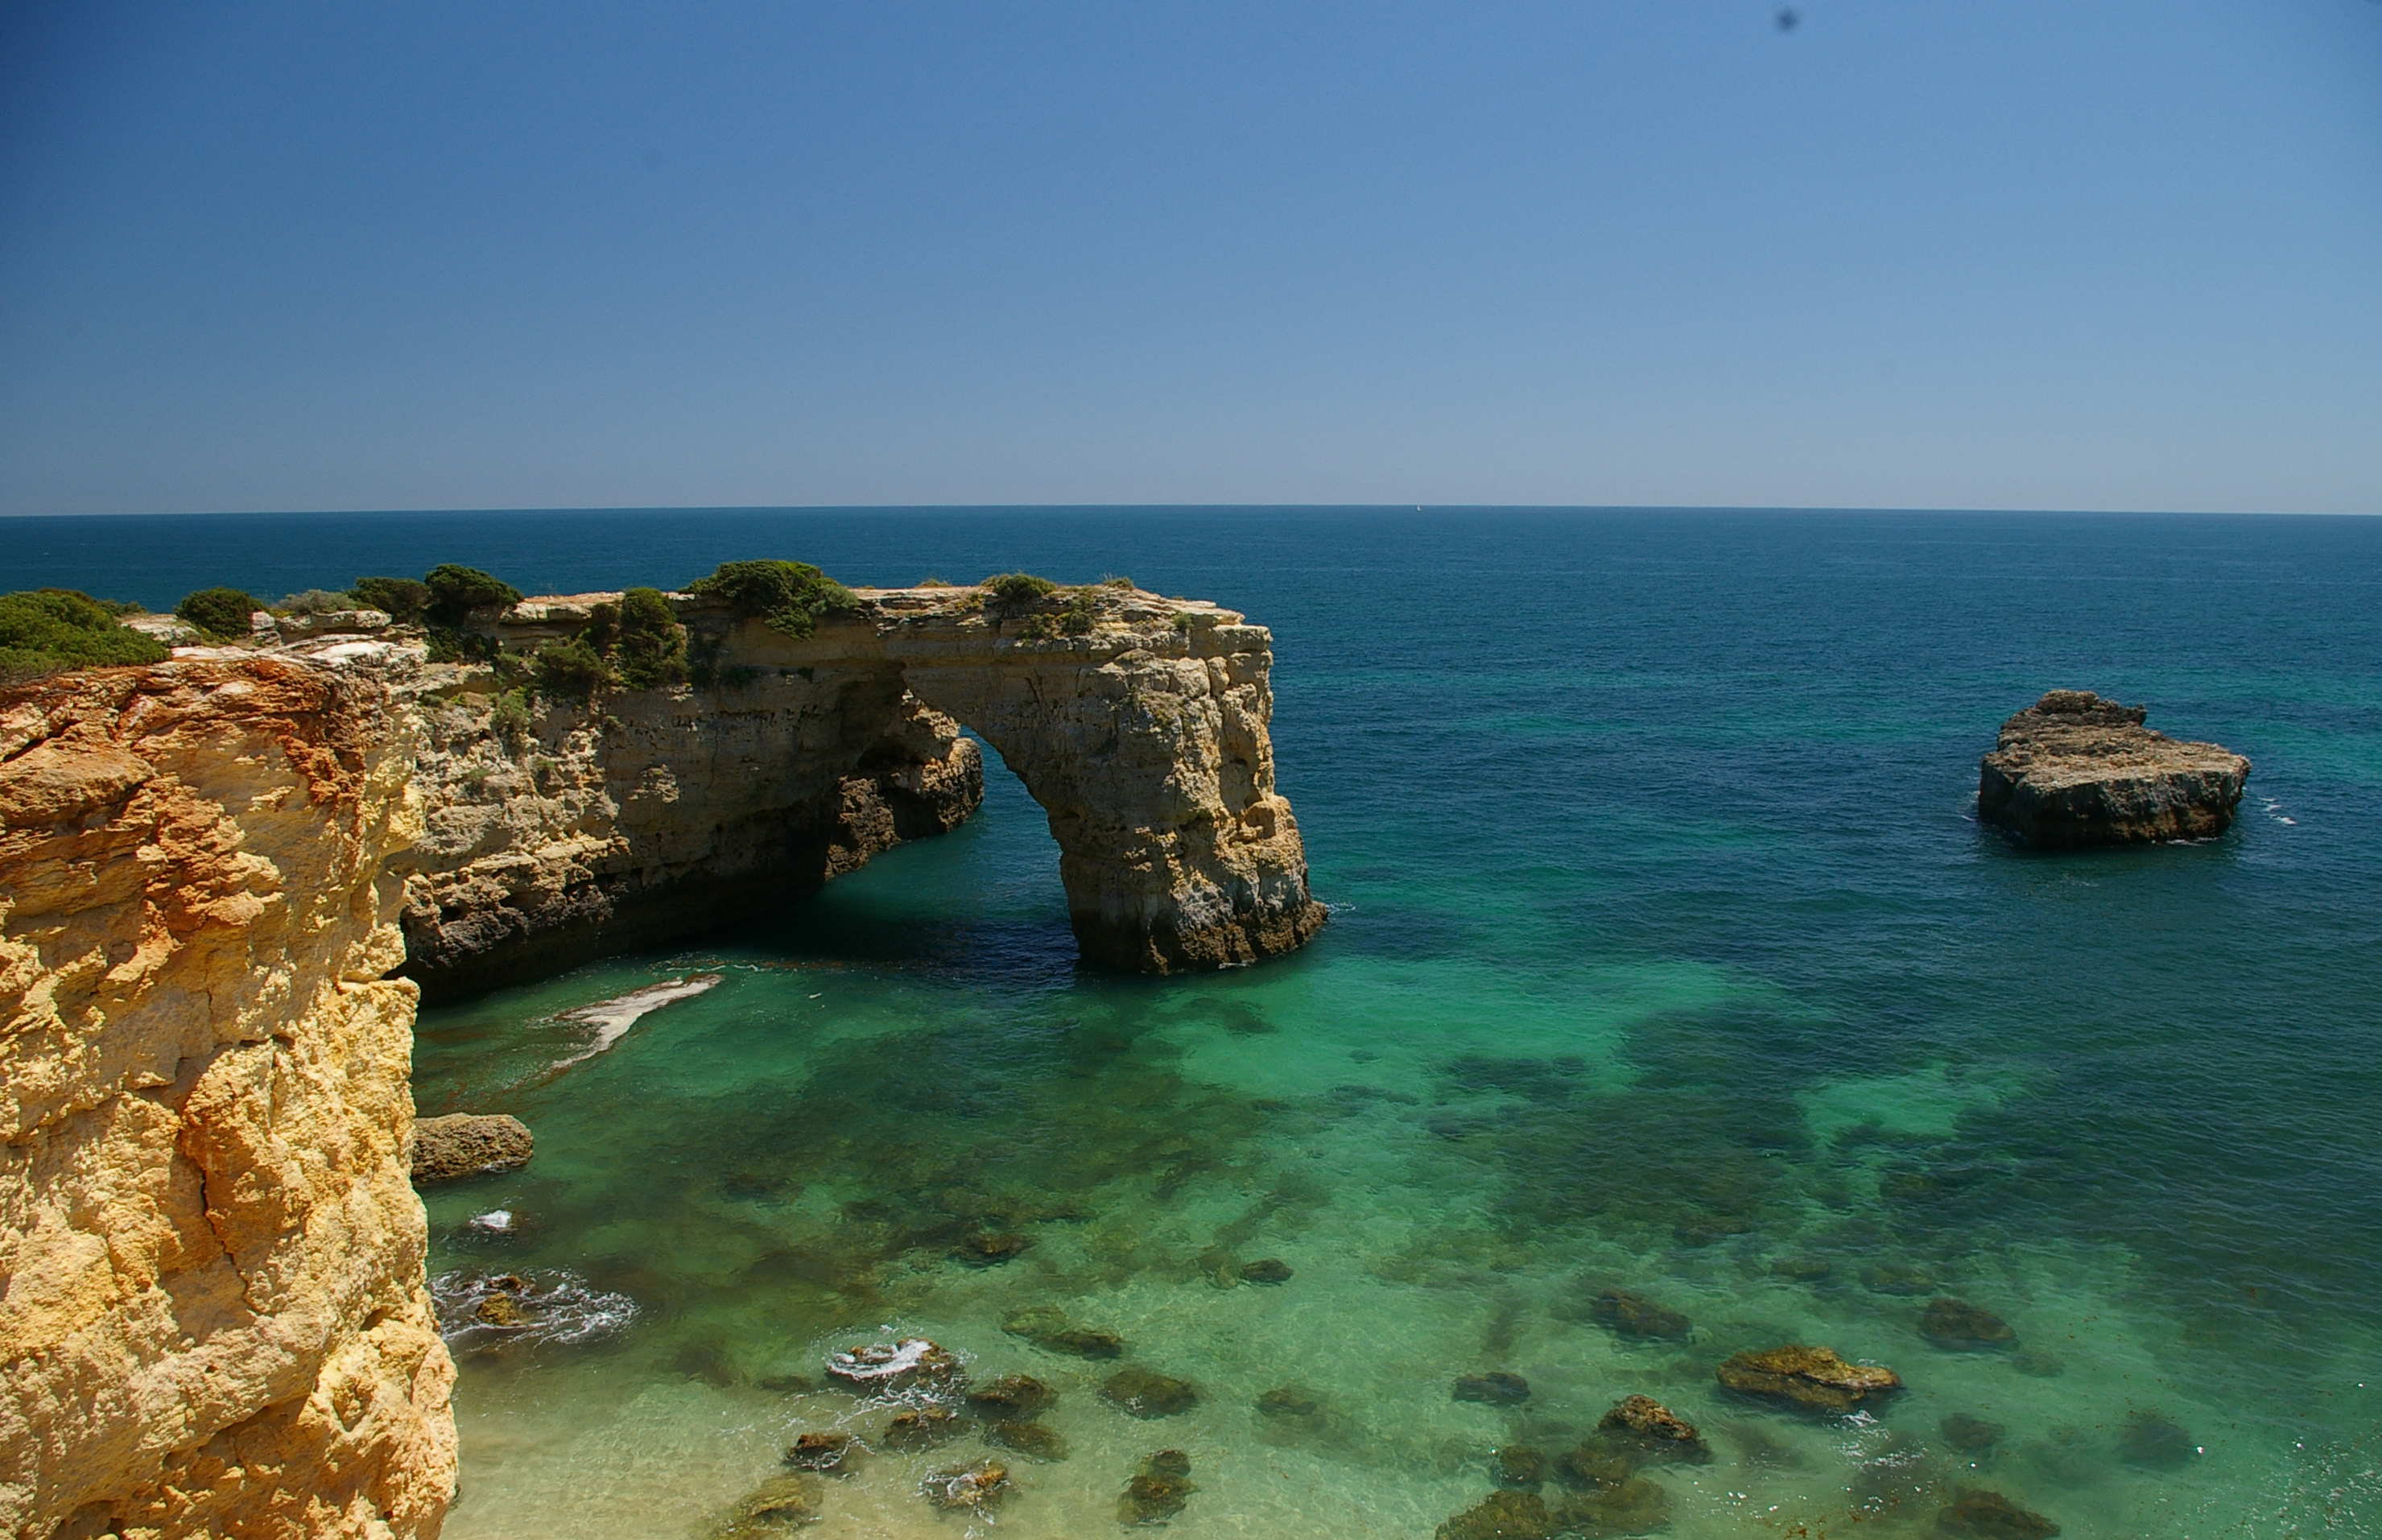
(1715, 1345, 1902, 1412)
(1978, 691, 2250, 848)
(409, 1113, 533, 1183)
(0, 654, 452, 1540)
(396, 580, 1323, 993)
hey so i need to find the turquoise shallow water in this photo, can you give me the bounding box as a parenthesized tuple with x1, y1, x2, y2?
(12, 509, 2382, 1537)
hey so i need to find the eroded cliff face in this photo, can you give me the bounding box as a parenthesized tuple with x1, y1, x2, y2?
(0, 654, 453, 1540)
(394, 580, 1322, 993)
(393, 656, 982, 1001)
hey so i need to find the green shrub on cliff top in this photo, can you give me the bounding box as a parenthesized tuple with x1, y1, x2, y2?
(981, 572, 1057, 605)
(351, 576, 431, 622)
(0, 589, 170, 684)
(530, 637, 609, 702)
(685, 559, 855, 641)
(605, 587, 687, 689)
(175, 587, 268, 639)
(423, 564, 522, 621)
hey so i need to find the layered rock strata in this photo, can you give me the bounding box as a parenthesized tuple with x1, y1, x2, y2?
(398, 581, 1322, 993)
(1977, 690, 2250, 848)
(0, 653, 453, 1540)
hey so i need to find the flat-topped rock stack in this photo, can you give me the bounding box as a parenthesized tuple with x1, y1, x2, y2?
(1978, 690, 2250, 848)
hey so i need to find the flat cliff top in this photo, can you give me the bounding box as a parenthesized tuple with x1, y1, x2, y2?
(1984, 689, 2248, 789)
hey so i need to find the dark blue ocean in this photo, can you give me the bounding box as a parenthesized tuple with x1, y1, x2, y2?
(10, 508, 2380, 1537)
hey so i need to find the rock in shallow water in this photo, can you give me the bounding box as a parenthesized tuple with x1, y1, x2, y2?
(1922, 1298, 2018, 1351)
(1453, 1371, 1532, 1405)
(922, 1460, 1010, 1513)
(411, 1113, 534, 1182)
(826, 1337, 961, 1390)
(1599, 1394, 1711, 1462)
(967, 1373, 1058, 1418)
(1716, 1345, 1903, 1412)
(782, 1433, 853, 1472)
(883, 1406, 971, 1451)
(1493, 1445, 1549, 1488)
(1119, 1449, 1195, 1523)
(1589, 1289, 1691, 1340)
(1004, 1305, 1125, 1357)
(1437, 1490, 1555, 1540)
(985, 1420, 1070, 1461)
(1936, 1487, 2060, 1538)
(1103, 1366, 1199, 1418)
(714, 1472, 825, 1536)
(2119, 1413, 2198, 1470)
(1240, 1257, 1294, 1283)
(1941, 1414, 2006, 1453)
(1977, 690, 2250, 848)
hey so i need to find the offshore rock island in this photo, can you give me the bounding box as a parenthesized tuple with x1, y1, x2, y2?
(1977, 689, 2251, 848)
(0, 566, 1323, 1538)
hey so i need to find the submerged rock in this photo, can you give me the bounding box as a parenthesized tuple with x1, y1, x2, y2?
(1771, 1257, 1831, 1282)
(1978, 690, 2250, 848)
(1453, 1371, 1532, 1406)
(883, 1406, 971, 1451)
(1599, 1395, 1711, 1462)
(1436, 1490, 1556, 1540)
(2119, 1414, 2198, 1470)
(826, 1338, 961, 1391)
(1922, 1298, 2018, 1351)
(1936, 1487, 2060, 1538)
(1716, 1345, 1904, 1413)
(953, 1231, 1032, 1266)
(1493, 1445, 1550, 1488)
(1240, 1257, 1294, 1284)
(1941, 1414, 2006, 1453)
(985, 1420, 1070, 1461)
(715, 1472, 825, 1536)
(1589, 1289, 1691, 1340)
(1104, 1366, 1199, 1418)
(1257, 1385, 1323, 1419)
(1118, 1449, 1195, 1524)
(922, 1460, 1010, 1513)
(1004, 1305, 1125, 1358)
(1560, 1476, 1671, 1537)
(411, 1113, 535, 1182)
(968, 1373, 1058, 1418)
(1554, 1443, 1633, 1492)
(782, 1433, 854, 1473)
(472, 1292, 527, 1327)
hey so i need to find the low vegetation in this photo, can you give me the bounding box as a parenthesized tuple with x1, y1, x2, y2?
(980, 572, 1058, 605)
(0, 588, 168, 685)
(175, 587, 267, 639)
(350, 576, 431, 621)
(684, 559, 855, 640)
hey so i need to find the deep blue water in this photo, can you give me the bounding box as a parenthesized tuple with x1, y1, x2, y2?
(11, 508, 2380, 1537)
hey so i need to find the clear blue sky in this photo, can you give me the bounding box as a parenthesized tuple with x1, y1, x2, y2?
(2, 2, 2377, 516)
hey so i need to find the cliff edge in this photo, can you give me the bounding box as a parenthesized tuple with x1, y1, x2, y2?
(1977, 689, 2251, 848)
(0, 653, 453, 1540)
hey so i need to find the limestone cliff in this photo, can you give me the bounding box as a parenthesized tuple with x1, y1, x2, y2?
(395, 580, 1323, 992)
(0, 653, 452, 1540)
(1978, 689, 2252, 848)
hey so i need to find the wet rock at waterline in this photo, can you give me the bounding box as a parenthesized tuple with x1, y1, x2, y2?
(967, 1373, 1059, 1418)
(1599, 1395, 1711, 1462)
(1564, 1477, 1673, 1537)
(1454, 1371, 1533, 1405)
(826, 1337, 961, 1390)
(984, 1420, 1071, 1461)
(713, 1472, 825, 1537)
(782, 1433, 855, 1473)
(1493, 1445, 1550, 1488)
(2119, 1413, 2199, 1470)
(883, 1406, 972, 1451)
(471, 1292, 527, 1327)
(1922, 1298, 2019, 1350)
(922, 1460, 1011, 1514)
(1716, 1345, 1904, 1412)
(1941, 1414, 2007, 1453)
(1977, 689, 2249, 848)
(411, 1112, 534, 1182)
(1589, 1288, 1691, 1340)
(1005, 1305, 1126, 1358)
(1119, 1449, 1195, 1524)
(1239, 1257, 1294, 1283)
(1437, 1490, 1556, 1540)
(1103, 1366, 1200, 1418)
(1936, 1487, 2061, 1538)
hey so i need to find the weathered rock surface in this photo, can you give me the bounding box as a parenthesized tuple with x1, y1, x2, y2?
(1716, 1344, 1903, 1412)
(0, 655, 453, 1539)
(394, 582, 1323, 993)
(1977, 691, 2249, 848)
(1937, 1487, 2060, 1538)
(410, 1112, 533, 1181)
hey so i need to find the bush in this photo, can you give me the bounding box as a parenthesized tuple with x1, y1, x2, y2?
(981, 572, 1057, 605)
(352, 576, 431, 622)
(175, 587, 267, 639)
(608, 586, 687, 688)
(0, 589, 171, 683)
(423, 564, 522, 621)
(489, 689, 533, 752)
(684, 559, 855, 640)
(530, 637, 608, 702)
(278, 588, 356, 614)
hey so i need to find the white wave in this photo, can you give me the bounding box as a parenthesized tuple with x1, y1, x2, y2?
(551, 973, 722, 1070)
(430, 1268, 638, 1349)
